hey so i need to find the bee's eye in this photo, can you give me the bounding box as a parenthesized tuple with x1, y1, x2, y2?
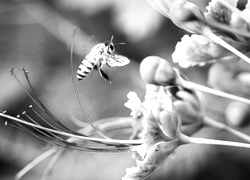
(110, 44, 114, 51)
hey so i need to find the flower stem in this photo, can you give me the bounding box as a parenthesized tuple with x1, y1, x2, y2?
(179, 133, 250, 149)
(203, 116, 250, 143)
(182, 80, 250, 105)
(205, 19, 250, 38)
(202, 27, 250, 65)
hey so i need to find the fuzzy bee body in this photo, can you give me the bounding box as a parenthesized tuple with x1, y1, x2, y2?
(76, 45, 101, 80)
(77, 36, 130, 82)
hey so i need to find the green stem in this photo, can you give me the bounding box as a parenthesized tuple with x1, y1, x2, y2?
(179, 133, 250, 149)
(203, 116, 250, 143)
(182, 80, 250, 105)
(202, 27, 250, 65)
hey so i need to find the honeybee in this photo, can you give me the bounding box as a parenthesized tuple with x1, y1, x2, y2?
(76, 36, 130, 82)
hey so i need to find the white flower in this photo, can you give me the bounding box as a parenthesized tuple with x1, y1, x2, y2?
(157, 86, 173, 112)
(172, 34, 233, 68)
(124, 91, 143, 117)
(123, 87, 180, 179)
(172, 0, 250, 68)
(122, 141, 178, 180)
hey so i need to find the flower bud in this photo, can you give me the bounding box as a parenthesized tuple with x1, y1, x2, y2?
(140, 56, 176, 86)
(174, 90, 204, 124)
(167, 86, 205, 135)
(169, 0, 205, 33)
(225, 101, 250, 127)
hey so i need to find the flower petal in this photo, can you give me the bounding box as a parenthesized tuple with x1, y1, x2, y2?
(205, 0, 238, 24)
(141, 114, 171, 148)
(122, 141, 178, 180)
(124, 91, 143, 116)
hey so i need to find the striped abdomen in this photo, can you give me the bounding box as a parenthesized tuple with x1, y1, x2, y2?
(76, 55, 97, 80)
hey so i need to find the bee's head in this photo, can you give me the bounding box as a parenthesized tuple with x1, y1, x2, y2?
(104, 36, 115, 54)
(108, 42, 115, 52)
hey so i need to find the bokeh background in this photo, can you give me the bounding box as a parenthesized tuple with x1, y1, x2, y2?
(1, 0, 250, 180)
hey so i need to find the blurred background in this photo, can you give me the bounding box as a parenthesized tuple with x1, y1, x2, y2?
(1, 0, 250, 180)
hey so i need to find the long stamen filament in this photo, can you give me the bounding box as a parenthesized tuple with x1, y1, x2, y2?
(0, 112, 142, 145)
(41, 149, 64, 180)
(16, 148, 58, 180)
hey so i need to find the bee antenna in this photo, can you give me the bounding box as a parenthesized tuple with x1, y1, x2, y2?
(115, 42, 125, 45)
(110, 35, 114, 42)
(111, 35, 125, 45)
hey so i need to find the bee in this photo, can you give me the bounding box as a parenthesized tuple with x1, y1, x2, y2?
(76, 36, 130, 83)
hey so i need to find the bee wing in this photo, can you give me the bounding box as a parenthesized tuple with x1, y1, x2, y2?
(106, 54, 130, 67)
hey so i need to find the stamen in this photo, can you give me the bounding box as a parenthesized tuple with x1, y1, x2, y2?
(10, 67, 85, 136)
(21, 110, 57, 139)
(1, 110, 8, 126)
(41, 149, 64, 180)
(16, 147, 58, 180)
(0, 112, 143, 146)
(69, 114, 88, 128)
(15, 113, 66, 147)
(28, 105, 71, 140)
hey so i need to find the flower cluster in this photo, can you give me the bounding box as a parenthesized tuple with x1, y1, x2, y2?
(148, 0, 250, 66)
(148, 0, 250, 127)
(123, 86, 180, 179)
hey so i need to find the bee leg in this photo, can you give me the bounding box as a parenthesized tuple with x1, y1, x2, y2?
(93, 65, 98, 71)
(99, 68, 111, 83)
